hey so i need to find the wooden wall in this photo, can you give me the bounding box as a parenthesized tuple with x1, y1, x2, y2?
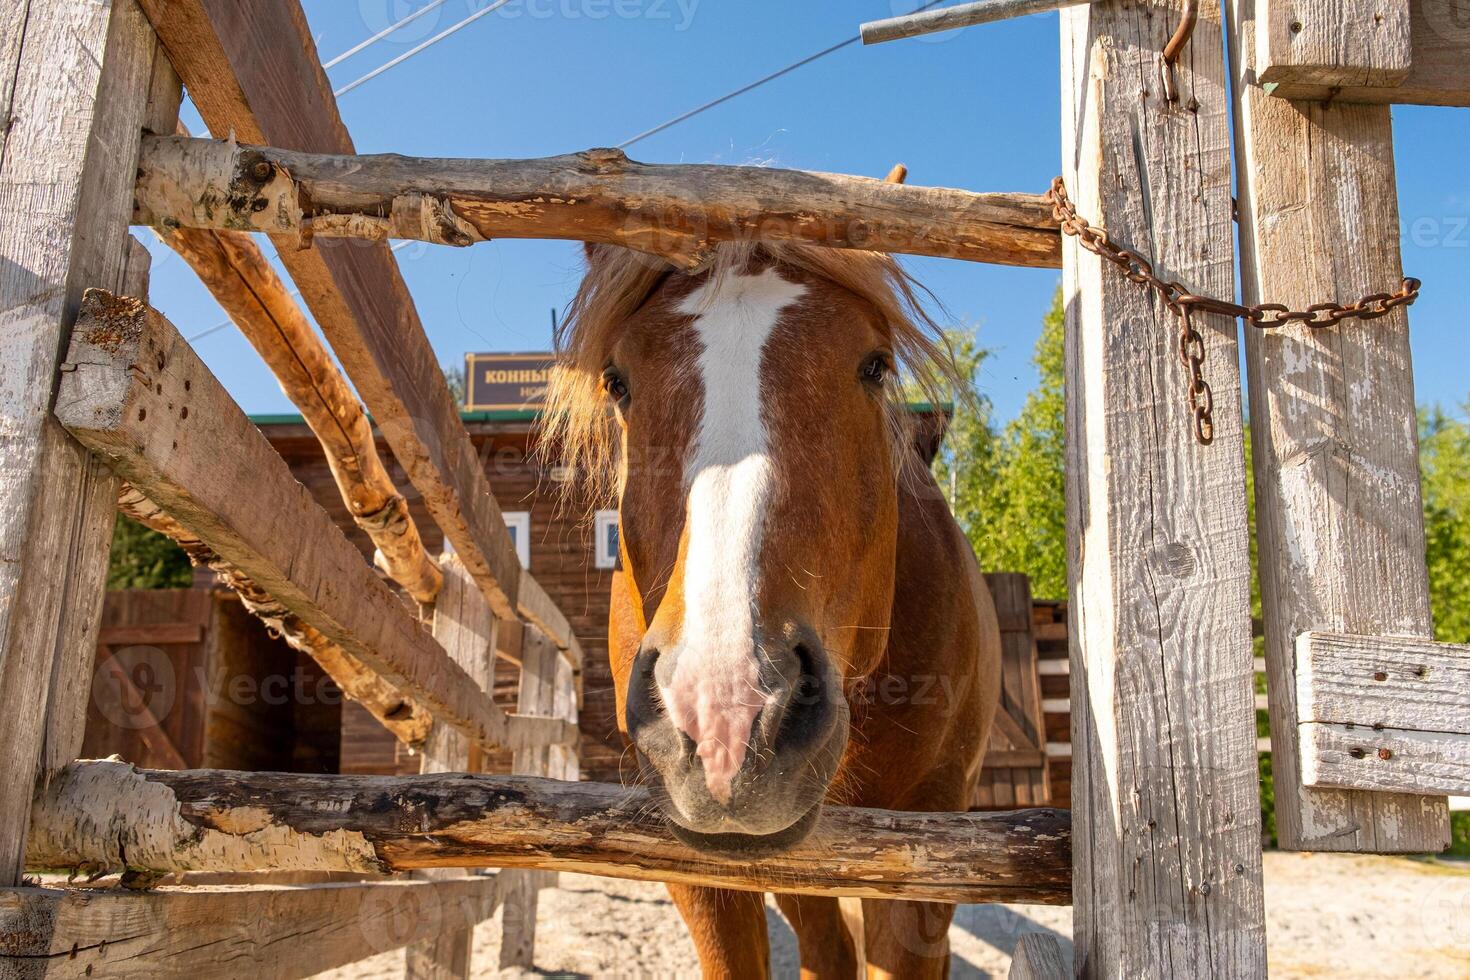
(82, 589, 340, 772)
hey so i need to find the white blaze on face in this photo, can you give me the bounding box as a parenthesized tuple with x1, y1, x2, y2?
(658, 267, 807, 806)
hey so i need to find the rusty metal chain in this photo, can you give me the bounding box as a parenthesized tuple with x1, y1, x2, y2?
(1043, 176, 1420, 445)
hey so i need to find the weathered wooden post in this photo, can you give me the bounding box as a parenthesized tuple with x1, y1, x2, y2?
(406, 556, 504, 979)
(0, 0, 164, 885)
(1227, 0, 1451, 852)
(1060, 0, 1267, 974)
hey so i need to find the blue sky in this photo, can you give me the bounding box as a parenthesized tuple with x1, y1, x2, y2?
(147, 0, 1469, 424)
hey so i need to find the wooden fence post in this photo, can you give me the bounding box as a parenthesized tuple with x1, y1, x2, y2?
(0, 0, 161, 885)
(405, 557, 501, 979)
(1227, 0, 1451, 852)
(1060, 0, 1267, 974)
(498, 628, 561, 971)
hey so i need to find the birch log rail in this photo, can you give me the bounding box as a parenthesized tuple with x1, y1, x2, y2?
(132, 136, 1062, 270)
(25, 761, 1072, 905)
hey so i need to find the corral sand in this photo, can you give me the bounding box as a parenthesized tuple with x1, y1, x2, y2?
(318, 851, 1470, 978)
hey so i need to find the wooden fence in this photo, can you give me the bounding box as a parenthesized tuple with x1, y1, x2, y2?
(2, 0, 1468, 978)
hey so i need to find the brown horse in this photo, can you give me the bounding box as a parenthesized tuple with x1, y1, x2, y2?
(544, 236, 1002, 978)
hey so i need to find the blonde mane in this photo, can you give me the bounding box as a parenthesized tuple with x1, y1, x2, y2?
(539, 241, 959, 506)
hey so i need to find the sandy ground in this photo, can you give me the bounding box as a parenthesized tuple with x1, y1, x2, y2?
(317, 852, 1470, 978)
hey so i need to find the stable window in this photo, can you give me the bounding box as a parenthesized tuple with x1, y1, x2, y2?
(503, 511, 531, 569)
(593, 510, 619, 570)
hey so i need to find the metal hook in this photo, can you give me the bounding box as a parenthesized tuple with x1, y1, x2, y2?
(1159, 0, 1198, 103)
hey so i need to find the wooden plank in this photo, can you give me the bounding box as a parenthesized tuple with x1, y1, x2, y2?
(515, 572, 583, 668)
(0, 876, 501, 978)
(499, 628, 562, 970)
(1297, 632, 1470, 795)
(93, 648, 189, 771)
(406, 556, 500, 980)
(133, 135, 1062, 270)
(1297, 631, 1470, 733)
(1060, 0, 1267, 973)
(158, 223, 443, 605)
(0, 0, 158, 886)
(54, 291, 519, 754)
(130, 0, 522, 625)
(1261, 0, 1470, 105)
(1256, 0, 1412, 90)
(27, 761, 1073, 905)
(97, 623, 203, 647)
(1301, 723, 1470, 795)
(1227, 0, 1451, 852)
(1008, 933, 1069, 979)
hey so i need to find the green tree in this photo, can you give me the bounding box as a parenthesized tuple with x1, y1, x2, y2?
(106, 516, 192, 590)
(1421, 404, 1470, 644)
(935, 288, 1068, 599)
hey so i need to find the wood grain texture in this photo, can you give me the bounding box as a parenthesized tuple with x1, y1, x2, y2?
(1227, 0, 1451, 852)
(0, 0, 156, 886)
(1300, 722, 1470, 794)
(1262, 0, 1470, 105)
(1060, 0, 1267, 974)
(1297, 631, 1470, 733)
(1299, 719, 1470, 799)
(133, 135, 1062, 270)
(132, 0, 523, 626)
(405, 557, 500, 980)
(159, 224, 443, 606)
(54, 291, 520, 753)
(26, 761, 1072, 905)
(1007, 933, 1069, 979)
(499, 629, 562, 971)
(0, 876, 501, 978)
(1256, 0, 1411, 89)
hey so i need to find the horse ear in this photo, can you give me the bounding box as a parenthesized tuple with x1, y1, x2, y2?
(884, 163, 908, 185)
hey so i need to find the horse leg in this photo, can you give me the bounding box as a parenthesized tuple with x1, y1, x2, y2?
(859, 898, 955, 979)
(774, 893, 861, 979)
(667, 882, 770, 979)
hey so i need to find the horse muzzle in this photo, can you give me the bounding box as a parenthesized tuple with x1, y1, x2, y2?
(624, 626, 848, 855)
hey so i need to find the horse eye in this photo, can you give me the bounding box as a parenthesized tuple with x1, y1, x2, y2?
(603, 369, 629, 403)
(860, 354, 890, 386)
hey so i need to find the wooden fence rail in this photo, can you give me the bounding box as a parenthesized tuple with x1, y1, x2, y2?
(55, 289, 569, 756)
(132, 135, 1062, 270)
(26, 761, 1071, 906)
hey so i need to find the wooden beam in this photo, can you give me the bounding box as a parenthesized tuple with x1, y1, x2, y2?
(1060, 0, 1267, 974)
(406, 556, 499, 980)
(499, 628, 563, 971)
(0, 0, 160, 886)
(1007, 934, 1069, 979)
(117, 485, 437, 749)
(1227, 0, 1452, 852)
(1258, 0, 1470, 105)
(159, 223, 443, 606)
(27, 761, 1073, 906)
(130, 0, 533, 626)
(1256, 0, 1412, 91)
(861, 0, 1102, 45)
(1297, 632, 1470, 795)
(0, 876, 502, 978)
(134, 135, 1062, 270)
(56, 289, 531, 756)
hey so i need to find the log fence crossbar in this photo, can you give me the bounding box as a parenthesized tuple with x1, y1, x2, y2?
(24, 761, 1072, 906)
(132, 135, 1062, 270)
